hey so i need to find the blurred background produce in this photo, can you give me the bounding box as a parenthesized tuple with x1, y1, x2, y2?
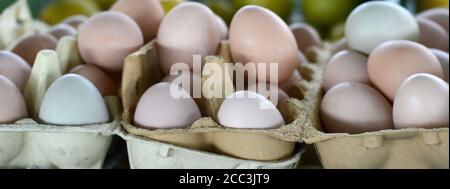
(1, 0, 448, 41)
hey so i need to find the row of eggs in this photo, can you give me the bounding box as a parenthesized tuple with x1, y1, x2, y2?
(0, 72, 110, 126)
(321, 2, 449, 134)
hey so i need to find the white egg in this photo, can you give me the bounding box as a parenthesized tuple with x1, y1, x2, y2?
(217, 91, 285, 129)
(345, 2, 419, 54)
(39, 74, 110, 125)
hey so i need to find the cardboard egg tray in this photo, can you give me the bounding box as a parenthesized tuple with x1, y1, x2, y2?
(0, 0, 33, 50)
(118, 39, 329, 169)
(297, 45, 449, 169)
(0, 36, 121, 169)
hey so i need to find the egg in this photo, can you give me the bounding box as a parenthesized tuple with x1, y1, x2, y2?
(229, 5, 299, 84)
(321, 82, 394, 134)
(134, 82, 201, 129)
(417, 18, 449, 52)
(111, 0, 164, 42)
(323, 50, 371, 91)
(39, 74, 110, 125)
(216, 15, 228, 40)
(417, 8, 449, 33)
(0, 51, 31, 92)
(157, 2, 221, 75)
(247, 82, 289, 106)
(217, 91, 285, 129)
(331, 38, 350, 55)
(290, 23, 322, 52)
(279, 70, 302, 92)
(393, 74, 449, 129)
(345, 1, 420, 54)
(431, 49, 449, 82)
(0, 76, 28, 124)
(61, 15, 88, 29)
(12, 34, 58, 65)
(368, 40, 444, 101)
(48, 23, 77, 40)
(161, 72, 202, 96)
(69, 64, 118, 96)
(78, 11, 144, 74)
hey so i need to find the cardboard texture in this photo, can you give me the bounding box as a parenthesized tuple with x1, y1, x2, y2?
(0, 37, 121, 169)
(120, 40, 326, 166)
(0, 0, 33, 50)
(297, 44, 450, 169)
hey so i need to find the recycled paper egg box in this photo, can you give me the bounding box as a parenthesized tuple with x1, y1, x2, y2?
(0, 0, 48, 51)
(119, 39, 328, 168)
(0, 36, 121, 169)
(298, 44, 449, 169)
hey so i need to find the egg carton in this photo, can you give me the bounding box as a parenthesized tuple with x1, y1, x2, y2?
(0, 0, 43, 50)
(0, 37, 121, 169)
(297, 46, 449, 169)
(119, 40, 329, 168)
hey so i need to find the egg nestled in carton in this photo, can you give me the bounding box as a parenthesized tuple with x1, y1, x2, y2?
(0, 1, 133, 167)
(120, 3, 327, 168)
(311, 2, 449, 169)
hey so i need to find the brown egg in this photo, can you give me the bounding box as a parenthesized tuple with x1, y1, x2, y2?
(157, 2, 221, 75)
(321, 82, 394, 134)
(323, 50, 371, 91)
(230, 6, 299, 84)
(62, 15, 88, 29)
(12, 34, 58, 65)
(290, 23, 322, 52)
(111, 0, 164, 43)
(48, 23, 77, 40)
(417, 18, 449, 52)
(431, 49, 449, 82)
(78, 11, 144, 74)
(368, 40, 444, 101)
(393, 74, 448, 129)
(69, 64, 118, 96)
(0, 51, 31, 92)
(417, 8, 449, 32)
(0, 76, 28, 124)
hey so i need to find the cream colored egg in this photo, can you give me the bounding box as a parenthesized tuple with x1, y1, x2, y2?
(0, 51, 31, 92)
(368, 40, 444, 101)
(157, 2, 221, 75)
(134, 82, 201, 129)
(393, 74, 449, 129)
(323, 50, 371, 91)
(229, 5, 299, 84)
(321, 82, 394, 134)
(78, 11, 144, 73)
(0, 76, 28, 124)
(111, 0, 164, 42)
(217, 91, 285, 129)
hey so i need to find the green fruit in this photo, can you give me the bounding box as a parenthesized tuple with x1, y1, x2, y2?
(90, 0, 117, 10)
(327, 23, 346, 42)
(232, 0, 294, 20)
(418, 0, 449, 11)
(159, 0, 185, 14)
(301, 0, 361, 30)
(204, 0, 235, 25)
(41, 0, 100, 25)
